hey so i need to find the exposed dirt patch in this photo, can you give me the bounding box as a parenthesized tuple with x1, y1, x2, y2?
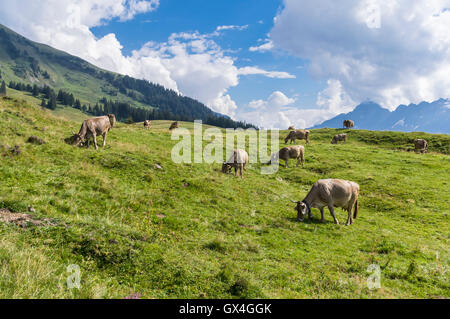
(0, 208, 56, 228)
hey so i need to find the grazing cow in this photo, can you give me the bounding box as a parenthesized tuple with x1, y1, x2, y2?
(331, 133, 347, 144)
(169, 121, 179, 130)
(291, 179, 360, 226)
(269, 145, 305, 168)
(144, 120, 151, 129)
(288, 126, 295, 130)
(222, 149, 249, 178)
(284, 130, 310, 144)
(343, 120, 354, 129)
(69, 114, 116, 150)
(414, 139, 428, 154)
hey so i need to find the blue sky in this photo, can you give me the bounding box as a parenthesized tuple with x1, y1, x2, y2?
(1, 0, 449, 129)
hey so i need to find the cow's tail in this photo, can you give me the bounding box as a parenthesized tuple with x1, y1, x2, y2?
(353, 199, 358, 219)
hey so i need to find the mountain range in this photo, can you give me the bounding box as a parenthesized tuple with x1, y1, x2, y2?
(311, 99, 450, 134)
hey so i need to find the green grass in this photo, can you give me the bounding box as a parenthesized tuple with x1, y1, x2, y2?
(0, 94, 449, 299)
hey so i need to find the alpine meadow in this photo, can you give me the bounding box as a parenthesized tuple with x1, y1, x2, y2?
(0, 1, 449, 302)
(0, 89, 448, 298)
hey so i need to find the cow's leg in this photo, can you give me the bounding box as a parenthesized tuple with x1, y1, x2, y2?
(345, 208, 352, 226)
(320, 207, 325, 223)
(234, 164, 238, 176)
(102, 132, 107, 148)
(328, 205, 339, 224)
(239, 164, 243, 178)
(285, 160, 289, 168)
(92, 133, 98, 150)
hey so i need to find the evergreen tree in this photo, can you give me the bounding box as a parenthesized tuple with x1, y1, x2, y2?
(47, 91, 57, 110)
(0, 81, 6, 96)
(32, 84, 39, 97)
(40, 98, 46, 107)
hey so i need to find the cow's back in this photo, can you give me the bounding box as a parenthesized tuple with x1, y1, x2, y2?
(85, 116, 111, 135)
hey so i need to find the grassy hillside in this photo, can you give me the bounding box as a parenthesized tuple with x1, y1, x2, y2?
(0, 93, 449, 299)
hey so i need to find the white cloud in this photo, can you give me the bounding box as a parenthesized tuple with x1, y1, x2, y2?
(237, 87, 354, 129)
(316, 79, 356, 114)
(216, 25, 248, 32)
(237, 91, 297, 129)
(249, 39, 274, 52)
(270, 0, 450, 110)
(238, 66, 295, 79)
(248, 91, 296, 109)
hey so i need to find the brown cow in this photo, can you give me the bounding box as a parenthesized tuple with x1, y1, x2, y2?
(269, 145, 305, 168)
(343, 120, 354, 129)
(284, 130, 310, 144)
(291, 179, 360, 226)
(288, 126, 295, 130)
(69, 114, 116, 150)
(331, 133, 347, 144)
(169, 121, 179, 130)
(144, 120, 151, 129)
(414, 139, 428, 154)
(222, 149, 249, 178)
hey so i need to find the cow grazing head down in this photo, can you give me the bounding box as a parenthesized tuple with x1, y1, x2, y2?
(68, 131, 84, 147)
(64, 134, 79, 146)
(291, 200, 310, 221)
(222, 162, 232, 174)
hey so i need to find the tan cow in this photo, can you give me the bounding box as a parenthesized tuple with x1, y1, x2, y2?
(70, 114, 116, 150)
(331, 133, 347, 144)
(284, 130, 310, 144)
(269, 145, 305, 168)
(414, 139, 428, 154)
(343, 120, 354, 129)
(144, 120, 151, 129)
(169, 121, 179, 130)
(222, 149, 249, 178)
(291, 179, 360, 226)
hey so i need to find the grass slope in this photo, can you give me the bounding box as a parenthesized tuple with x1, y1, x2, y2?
(0, 93, 449, 299)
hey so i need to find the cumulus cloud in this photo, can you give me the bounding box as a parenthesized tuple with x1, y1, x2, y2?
(270, 0, 450, 110)
(316, 79, 356, 114)
(237, 88, 354, 129)
(237, 91, 297, 129)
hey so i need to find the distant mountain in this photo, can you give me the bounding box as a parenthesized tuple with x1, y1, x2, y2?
(311, 99, 450, 134)
(0, 23, 254, 128)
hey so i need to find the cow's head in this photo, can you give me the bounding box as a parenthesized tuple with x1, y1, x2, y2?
(331, 138, 337, 144)
(222, 162, 232, 174)
(291, 200, 309, 221)
(108, 114, 116, 127)
(65, 132, 83, 146)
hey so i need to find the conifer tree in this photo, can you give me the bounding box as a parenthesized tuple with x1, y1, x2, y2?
(0, 81, 6, 96)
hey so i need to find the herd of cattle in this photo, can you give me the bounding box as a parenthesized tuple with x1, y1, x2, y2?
(66, 116, 429, 225)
